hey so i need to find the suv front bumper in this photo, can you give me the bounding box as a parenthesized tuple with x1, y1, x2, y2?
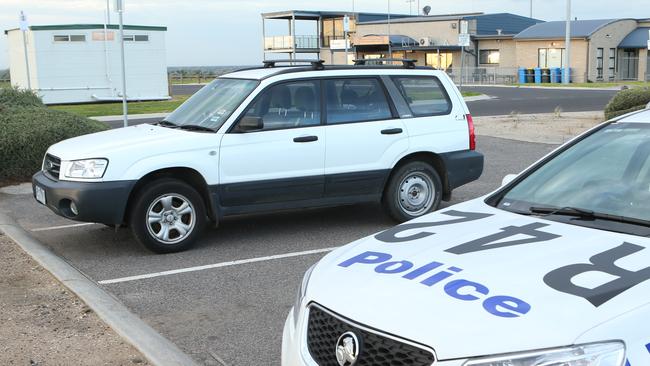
(32, 171, 136, 225)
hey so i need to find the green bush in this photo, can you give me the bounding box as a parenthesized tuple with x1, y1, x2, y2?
(604, 87, 650, 120)
(0, 105, 108, 183)
(0, 87, 44, 108)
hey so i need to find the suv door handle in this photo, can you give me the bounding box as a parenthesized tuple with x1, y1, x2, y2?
(381, 128, 403, 135)
(293, 135, 318, 143)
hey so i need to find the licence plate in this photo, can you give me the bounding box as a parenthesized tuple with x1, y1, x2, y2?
(35, 185, 46, 205)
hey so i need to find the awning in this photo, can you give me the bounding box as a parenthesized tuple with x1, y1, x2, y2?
(354, 34, 418, 47)
(619, 27, 650, 49)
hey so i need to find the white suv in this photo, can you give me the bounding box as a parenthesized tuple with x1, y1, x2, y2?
(32, 60, 483, 253)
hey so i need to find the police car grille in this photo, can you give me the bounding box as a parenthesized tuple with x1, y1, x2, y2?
(44, 154, 61, 180)
(307, 304, 436, 366)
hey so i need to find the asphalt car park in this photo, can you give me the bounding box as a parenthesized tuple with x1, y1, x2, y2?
(0, 136, 556, 365)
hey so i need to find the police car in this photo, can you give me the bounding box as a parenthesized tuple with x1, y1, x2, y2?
(282, 109, 650, 366)
(32, 59, 482, 253)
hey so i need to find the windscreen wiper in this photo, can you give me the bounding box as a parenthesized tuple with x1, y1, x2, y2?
(177, 124, 216, 132)
(157, 120, 179, 128)
(530, 206, 650, 228)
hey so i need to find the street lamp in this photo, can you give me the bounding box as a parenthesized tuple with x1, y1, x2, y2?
(115, 0, 128, 127)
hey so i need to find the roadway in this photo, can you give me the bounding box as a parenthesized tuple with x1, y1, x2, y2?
(101, 84, 617, 128)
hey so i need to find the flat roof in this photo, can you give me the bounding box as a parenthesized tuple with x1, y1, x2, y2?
(5, 24, 167, 34)
(514, 19, 627, 40)
(261, 10, 412, 22)
(356, 12, 484, 24)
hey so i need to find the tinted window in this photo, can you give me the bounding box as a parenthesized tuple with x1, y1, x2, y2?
(325, 78, 392, 124)
(392, 76, 451, 117)
(240, 80, 321, 131)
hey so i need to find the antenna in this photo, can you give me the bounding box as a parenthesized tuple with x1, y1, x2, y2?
(423, 5, 431, 15)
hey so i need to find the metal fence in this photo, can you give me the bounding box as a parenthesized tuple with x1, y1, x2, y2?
(446, 67, 520, 85)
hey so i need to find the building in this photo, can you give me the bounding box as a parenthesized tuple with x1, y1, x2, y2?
(514, 19, 639, 82)
(262, 9, 650, 83)
(4, 24, 170, 104)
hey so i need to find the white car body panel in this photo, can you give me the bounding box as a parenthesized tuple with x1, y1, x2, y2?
(284, 197, 650, 363)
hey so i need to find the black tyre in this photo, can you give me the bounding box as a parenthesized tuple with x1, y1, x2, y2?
(383, 161, 442, 222)
(129, 178, 206, 253)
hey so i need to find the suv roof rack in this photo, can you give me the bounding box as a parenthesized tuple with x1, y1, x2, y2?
(353, 58, 417, 69)
(262, 59, 325, 70)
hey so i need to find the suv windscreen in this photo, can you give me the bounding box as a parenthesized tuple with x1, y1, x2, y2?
(496, 122, 650, 224)
(164, 78, 258, 130)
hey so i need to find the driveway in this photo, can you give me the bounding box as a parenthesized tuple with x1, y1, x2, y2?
(0, 136, 557, 365)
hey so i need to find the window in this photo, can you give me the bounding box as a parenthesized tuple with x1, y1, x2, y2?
(479, 49, 500, 65)
(538, 48, 564, 68)
(325, 78, 392, 124)
(608, 48, 616, 80)
(392, 76, 451, 117)
(596, 48, 604, 80)
(425, 52, 453, 70)
(239, 80, 321, 131)
(53, 35, 86, 42)
(123, 35, 148, 42)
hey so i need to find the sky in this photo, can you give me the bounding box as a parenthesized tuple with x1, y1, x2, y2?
(1, 0, 650, 69)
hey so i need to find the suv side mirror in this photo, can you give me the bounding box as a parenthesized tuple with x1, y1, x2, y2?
(501, 174, 517, 187)
(238, 116, 264, 132)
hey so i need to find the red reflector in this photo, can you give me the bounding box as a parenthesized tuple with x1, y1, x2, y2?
(466, 114, 476, 150)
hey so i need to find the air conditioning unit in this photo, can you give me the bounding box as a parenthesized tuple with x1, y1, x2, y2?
(419, 37, 433, 47)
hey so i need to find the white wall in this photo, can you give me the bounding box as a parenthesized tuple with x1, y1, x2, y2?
(7, 30, 39, 90)
(8, 27, 169, 104)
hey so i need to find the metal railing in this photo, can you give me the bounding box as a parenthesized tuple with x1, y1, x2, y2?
(264, 35, 319, 50)
(446, 67, 520, 85)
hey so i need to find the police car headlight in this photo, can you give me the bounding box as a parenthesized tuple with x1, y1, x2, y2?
(463, 342, 625, 366)
(293, 264, 316, 326)
(62, 159, 108, 179)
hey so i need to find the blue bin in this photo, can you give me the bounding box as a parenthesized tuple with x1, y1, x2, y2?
(518, 67, 527, 84)
(550, 68, 561, 83)
(534, 67, 542, 84)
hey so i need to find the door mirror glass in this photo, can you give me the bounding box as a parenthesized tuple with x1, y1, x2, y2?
(501, 174, 517, 187)
(238, 116, 264, 132)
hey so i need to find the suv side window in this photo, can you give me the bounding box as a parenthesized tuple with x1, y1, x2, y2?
(392, 76, 452, 117)
(325, 78, 393, 124)
(239, 80, 321, 131)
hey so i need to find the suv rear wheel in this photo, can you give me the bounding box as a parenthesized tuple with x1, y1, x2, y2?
(129, 179, 206, 253)
(384, 161, 442, 222)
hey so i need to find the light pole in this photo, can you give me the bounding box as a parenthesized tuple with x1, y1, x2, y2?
(19, 11, 31, 90)
(116, 0, 128, 127)
(530, 0, 533, 18)
(387, 0, 392, 57)
(563, 0, 571, 84)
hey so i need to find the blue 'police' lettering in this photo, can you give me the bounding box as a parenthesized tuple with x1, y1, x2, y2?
(338, 251, 531, 318)
(482, 295, 531, 318)
(444, 279, 489, 301)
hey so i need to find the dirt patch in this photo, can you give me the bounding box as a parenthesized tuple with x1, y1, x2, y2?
(474, 111, 605, 144)
(0, 233, 148, 366)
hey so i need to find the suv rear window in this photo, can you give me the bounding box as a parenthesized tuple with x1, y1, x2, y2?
(325, 78, 393, 124)
(392, 76, 451, 117)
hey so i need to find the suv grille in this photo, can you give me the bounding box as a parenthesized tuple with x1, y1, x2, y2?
(43, 154, 61, 180)
(306, 304, 436, 366)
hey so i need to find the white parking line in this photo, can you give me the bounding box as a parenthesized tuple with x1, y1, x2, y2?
(98, 247, 339, 285)
(31, 222, 97, 232)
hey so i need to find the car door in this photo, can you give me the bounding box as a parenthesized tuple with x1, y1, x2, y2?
(218, 79, 325, 209)
(323, 77, 408, 199)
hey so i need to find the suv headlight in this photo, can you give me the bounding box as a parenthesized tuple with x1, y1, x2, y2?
(464, 342, 625, 366)
(61, 159, 108, 179)
(293, 264, 316, 326)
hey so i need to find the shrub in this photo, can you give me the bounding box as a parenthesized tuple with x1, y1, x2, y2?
(604, 87, 650, 120)
(0, 105, 109, 183)
(0, 87, 44, 108)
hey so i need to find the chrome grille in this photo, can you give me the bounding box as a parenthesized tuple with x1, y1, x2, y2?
(306, 304, 436, 366)
(43, 154, 61, 180)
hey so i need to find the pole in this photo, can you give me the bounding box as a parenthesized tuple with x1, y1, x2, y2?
(106, 0, 111, 24)
(530, 0, 533, 18)
(117, 4, 128, 127)
(20, 11, 31, 90)
(387, 0, 392, 57)
(563, 0, 571, 84)
(459, 46, 464, 91)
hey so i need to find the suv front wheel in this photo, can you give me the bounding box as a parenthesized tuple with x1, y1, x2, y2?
(129, 179, 206, 253)
(384, 161, 442, 222)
